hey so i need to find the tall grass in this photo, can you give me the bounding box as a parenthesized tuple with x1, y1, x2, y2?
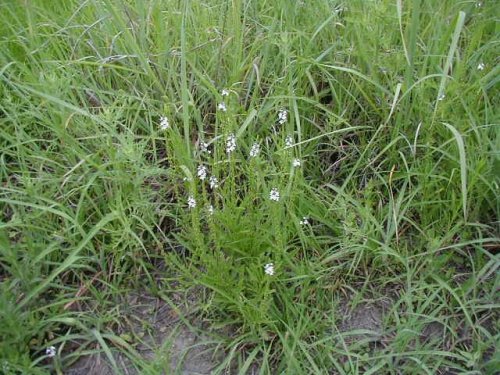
(0, 0, 498, 374)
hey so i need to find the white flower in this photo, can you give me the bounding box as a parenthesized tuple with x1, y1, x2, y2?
(278, 109, 288, 125)
(226, 133, 236, 154)
(437, 93, 445, 101)
(46, 346, 56, 358)
(217, 102, 227, 112)
(207, 204, 215, 216)
(292, 158, 301, 167)
(197, 165, 207, 180)
(209, 175, 219, 189)
(477, 62, 485, 71)
(221, 88, 230, 97)
(200, 141, 211, 154)
(299, 217, 309, 225)
(264, 263, 274, 276)
(269, 188, 280, 202)
(285, 135, 293, 148)
(187, 196, 196, 209)
(159, 116, 169, 130)
(249, 142, 260, 158)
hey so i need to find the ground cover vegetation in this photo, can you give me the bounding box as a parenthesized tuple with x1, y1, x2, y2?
(0, 0, 498, 374)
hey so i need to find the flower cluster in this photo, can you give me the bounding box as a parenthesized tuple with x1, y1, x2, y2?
(285, 135, 293, 148)
(159, 116, 169, 130)
(46, 346, 56, 358)
(269, 188, 280, 202)
(207, 204, 215, 215)
(278, 109, 288, 125)
(217, 102, 227, 112)
(187, 196, 197, 209)
(299, 217, 309, 225)
(209, 175, 219, 189)
(264, 263, 275, 276)
(249, 142, 260, 158)
(226, 133, 236, 154)
(200, 141, 211, 154)
(292, 158, 301, 168)
(197, 165, 207, 180)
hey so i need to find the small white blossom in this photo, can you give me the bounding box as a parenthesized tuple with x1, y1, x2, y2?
(226, 133, 236, 154)
(477, 62, 485, 71)
(207, 204, 214, 216)
(437, 93, 445, 101)
(200, 141, 211, 154)
(46, 346, 56, 358)
(299, 217, 309, 225)
(292, 158, 301, 168)
(285, 135, 293, 148)
(475, 1, 482, 7)
(159, 116, 169, 130)
(197, 165, 207, 180)
(209, 175, 219, 189)
(217, 102, 227, 112)
(187, 196, 196, 209)
(221, 88, 230, 96)
(278, 109, 288, 125)
(249, 142, 261, 158)
(269, 188, 280, 202)
(264, 263, 275, 276)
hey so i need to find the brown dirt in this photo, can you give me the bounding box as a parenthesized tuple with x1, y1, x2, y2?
(64, 291, 223, 375)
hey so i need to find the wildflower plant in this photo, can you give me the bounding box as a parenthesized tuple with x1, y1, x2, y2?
(162, 98, 308, 337)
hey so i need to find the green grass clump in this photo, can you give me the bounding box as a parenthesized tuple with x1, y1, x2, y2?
(0, 0, 498, 374)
